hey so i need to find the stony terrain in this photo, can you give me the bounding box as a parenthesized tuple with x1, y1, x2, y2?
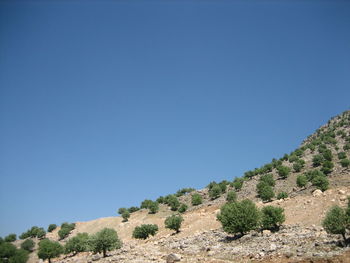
(20, 110, 350, 263)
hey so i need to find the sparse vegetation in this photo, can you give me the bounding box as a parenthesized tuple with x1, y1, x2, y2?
(296, 175, 308, 188)
(58, 222, 75, 240)
(122, 210, 130, 222)
(277, 166, 291, 179)
(178, 203, 188, 213)
(256, 181, 274, 202)
(148, 201, 159, 214)
(312, 175, 329, 191)
(226, 191, 237, 202)
(232, 177, 244, 191)
(209, 184, 222, 200)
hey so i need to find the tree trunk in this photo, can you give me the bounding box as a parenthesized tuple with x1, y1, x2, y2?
(49, 258, 51, 263)
(103, 249, 106, 258)
(342, 233, 347, 243)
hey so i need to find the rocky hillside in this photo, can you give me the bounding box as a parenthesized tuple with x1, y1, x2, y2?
(9, 110, 350, 263)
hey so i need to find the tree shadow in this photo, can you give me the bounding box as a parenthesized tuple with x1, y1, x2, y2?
(218, 233, 243, 243)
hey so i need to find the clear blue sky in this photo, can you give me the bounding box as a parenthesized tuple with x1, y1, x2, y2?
(0, 0, 349, 237)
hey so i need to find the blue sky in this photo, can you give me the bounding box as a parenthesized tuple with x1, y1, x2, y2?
(0, 0, 349, 237)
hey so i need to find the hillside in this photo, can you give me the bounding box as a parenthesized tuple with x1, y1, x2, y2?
(5, 110, 350, 263)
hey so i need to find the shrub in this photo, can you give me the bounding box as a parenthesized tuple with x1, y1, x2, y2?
(219, 180, 229, 193)
(232, 178, 243, 191)
(178, 203, 188, 213)
(260, 206, 285, 231)
(277, 166, 291, 179)
(344, 143, 350, 151)
(340, 159, 350, 168)
(176, 188, 195, 197)
(38, 239, 63, 263)
(226, 191, 237, 203)
(209, 184, 222, 200)
(47, 224, 57, 233)
(304, 169, 325, 182)
(321, 160, 334, 175)
(217, 199, 260, 236)
(165, 215, 183, 233)
(322, 206, 347, 242)
(296, 175, 307, 188)
(312, 154, 324, 167)
(148, 201, 159, 214)
(20, 239, 35, 252)
(288, 154, 299, 163)
(277, 192, 288, 200)
(4, 234, 16, 242)
(293, 159, 305, 172)
(191, 193, 202, 206)
(140, 199, 153, 209)
(89, 228, 122, 257)
(322, 149, 333, 161)
(312, 175, 329, 191)
(260, 174, 275, 186)
(122, 211, 130, 222)
(64, 233, 89, 255)
(128, 206, 140, 213)
(132, 224, 158, 239)
(58, 223, 75, 240)
(338, 152, 347, 159)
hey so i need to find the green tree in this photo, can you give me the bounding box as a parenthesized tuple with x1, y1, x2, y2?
(260, 206, 285, 231)
(232, 178, 243, 191)
(37, 239, 63, 263)
(276, 192, 288, 200)
(122, 211, 130, 222)
(191, 193, 202, 206)
(322, 206, 347, 242)
(148, 201, 159, 214)
(127, 206, 140, 213)
(47, 224, 57, 233)
(217, 199, 260, 236)
(118, 208, 127, 215)
(277, 166, 291, 179)
(321, 160, 334, 175)
(65, 233, 90, 255)
(178, 203, 188, 213)
(165, 215, 183, 233)
(0, 242, 17, 260)
(312, 154, 324, 167)
(20, 238, 35, 252)
(167, 195, 180, 211)
(226, 191, 237, 203)
(296, 175, 307, 188)
(132, 224, 158, 239)
(89, 228, 122, 257)
(209, 184, 222, 200)
(4, 234, 16, 242)
(256, 182, 274, 202)
(58, 222, 75, 240)
(140, 199, 153, 209)
(338, 152, 347, 159)
(260, 174, 275, 186)
(9, 248, 29, 263)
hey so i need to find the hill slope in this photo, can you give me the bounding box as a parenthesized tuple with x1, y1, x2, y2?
(24, 110, 350, 262)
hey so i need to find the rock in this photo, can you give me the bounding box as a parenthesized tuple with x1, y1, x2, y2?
(167, 253, 181, 263)
(269, 243, 277, 251)
(338, 189, 346, 195)
(262, 230, 271, 236)
(91, 255, 100, 261)
(313, 189, 323, 197)
(340, 195, 347, 201)
(285, 251, 294, 258)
